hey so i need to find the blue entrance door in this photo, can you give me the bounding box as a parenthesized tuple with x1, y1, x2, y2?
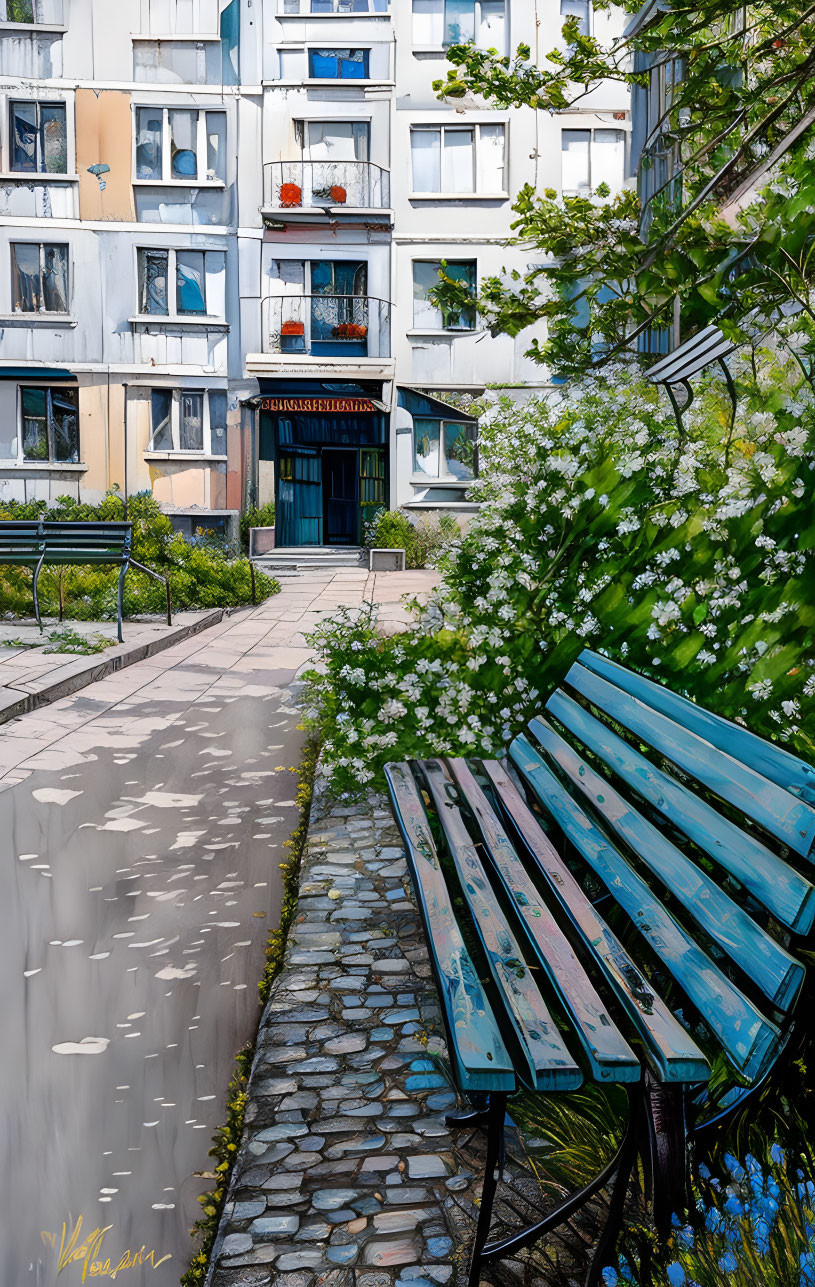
(277, 452, 322, 545)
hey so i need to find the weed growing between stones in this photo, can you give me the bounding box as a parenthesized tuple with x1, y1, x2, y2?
(179, 736, 320, 1287)
(42, 627, 117, 655)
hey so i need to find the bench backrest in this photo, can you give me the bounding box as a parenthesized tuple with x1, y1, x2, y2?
(0, 520, 132, 565)
(386, 648, 815, 1104)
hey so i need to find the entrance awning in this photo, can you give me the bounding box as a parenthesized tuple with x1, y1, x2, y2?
(397, 386, 477, 423)
(0, 366, 77, 381)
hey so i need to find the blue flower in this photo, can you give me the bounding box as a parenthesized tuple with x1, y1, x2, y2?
(800, 1251, 815, 1287)
(666, 1263, 686, 1287)
(724, 1153, 745, 1181)
(678, 1226, 694, 1249)
(601, 1269, 618, 1287)
(698, 1162, 711, 1180)
(770, 1143, 785, 1166)
(705, 1208, 724, 1233)
(718, 1252, 738, 1273)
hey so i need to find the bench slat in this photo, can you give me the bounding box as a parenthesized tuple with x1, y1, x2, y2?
(580, 650, 815, 808)
(530, 715, 804, 1011)
(384, 762, 516, 1093)
(565, 662, 815, 860)
(449, 757, 641, 1084)
(421, 759, 584, 1092)
(546, 690, 815, 934)
(510, 734, 781, 1083)
(481, 759, 710, 1084)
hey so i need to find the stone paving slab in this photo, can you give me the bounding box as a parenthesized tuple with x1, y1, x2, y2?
(209, 788, 480, 1287)
(0, 609, 224, 725)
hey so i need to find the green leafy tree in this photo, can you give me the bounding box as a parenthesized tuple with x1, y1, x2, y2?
(428, 0, 815, 378)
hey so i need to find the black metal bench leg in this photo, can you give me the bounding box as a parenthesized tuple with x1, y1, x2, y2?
(116, 563, 127, 643)
(466, 1092, 507, 1287)
(32, 549, 46, 632)
(644, 1075, 689, 1237)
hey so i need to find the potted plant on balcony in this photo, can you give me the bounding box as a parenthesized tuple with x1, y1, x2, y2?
(279, 182, 302, 208)
(281, 320, 305, 336)
(331, 322, 368, 340)
(330, 185, 347, 204)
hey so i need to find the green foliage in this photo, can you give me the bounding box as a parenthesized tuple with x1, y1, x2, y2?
(303, 351, 815, 797)
(364, 507, 460, 570)
(429, 1, 815, 379)
(0, 491, 280, 620)
(42, 627, 116, 656)
(240, 501, 276, 553)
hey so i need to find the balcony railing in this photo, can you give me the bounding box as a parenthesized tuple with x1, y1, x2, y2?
(262, 294, 391, 359)
(264, 160, 390, 211)
(278, 1, 389, 13)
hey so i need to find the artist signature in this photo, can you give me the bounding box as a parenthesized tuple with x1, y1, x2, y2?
(40, 1216, 172, 1281)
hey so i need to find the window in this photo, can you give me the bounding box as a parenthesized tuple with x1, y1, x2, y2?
(413, 418, 476, 480)
(413, 259, 476, 330)
(560, 0, 590, 37)
(149, 388, 228, 455)
(561, 128, 625, 195)
(137, 247, 226, 318)
(412, 0, 505, 52)
(133, 40, 221, 84)
(134, 107, 226, 182)
(0, 0, 63, 21)
(19, 385, 78, 463)
(9, 100, 67, 173)
(305, 120, 369, 162)
(410, 123, 504, 193)
(281, 1, 388, 12)
(308, 48, 369, 78)
(145, 0, 219, 32)
(11, 242, 68, 312)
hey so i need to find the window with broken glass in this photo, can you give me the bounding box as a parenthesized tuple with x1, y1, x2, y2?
(11, 241, 69, 312)
(19, 385, 78, 463)
(9, 99, 67, 173)
(149, 388, 227, 455)
(137, 247, 226, 317)
(134, 106, 226, 182)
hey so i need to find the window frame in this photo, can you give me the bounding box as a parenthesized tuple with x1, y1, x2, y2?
(560, 0, 591, 39)
(132, 36, 223, 85)
(146, 387, 228, 457)
(17, 383, 79, 465)
(281, 1, 389, 12)
(0, 0, 65, 27)
(11, 239, 70, 314)
(306, 46, 371, 79)
(412, 416, 478, 483)
(136, 246, 226, 321)
(412, 258, 477, 332)
(144, 0, 220, 34)
(560, 125, 627, 196)
(409, 121, 506, 195)
(411, 0, 507, 54)
(132, 104, 227, 186)
(7, 96, 70, 176)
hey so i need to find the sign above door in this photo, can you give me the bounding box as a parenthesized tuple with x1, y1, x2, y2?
(260, 396, 375, 414)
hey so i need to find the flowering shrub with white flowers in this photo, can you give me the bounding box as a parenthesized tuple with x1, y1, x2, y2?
(302, 347, 815, 796)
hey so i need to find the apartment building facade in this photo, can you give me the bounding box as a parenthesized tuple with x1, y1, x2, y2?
(0, 0, 629, 546)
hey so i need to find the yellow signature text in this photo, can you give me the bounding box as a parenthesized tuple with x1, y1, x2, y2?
(40, 1215, 172, 1281)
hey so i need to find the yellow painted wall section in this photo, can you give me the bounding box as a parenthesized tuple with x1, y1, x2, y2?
(78, 381, 109, 497)
(76, 89, 136, 223)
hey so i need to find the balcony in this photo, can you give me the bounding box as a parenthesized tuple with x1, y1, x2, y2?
(263, 160, 390, 218)
(258, 294, 391, 375)
(277, 1, 389, 13)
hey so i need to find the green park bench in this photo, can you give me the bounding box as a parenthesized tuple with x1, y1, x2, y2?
(0, 520, 171, 643)
(385, 648, 815, 1287)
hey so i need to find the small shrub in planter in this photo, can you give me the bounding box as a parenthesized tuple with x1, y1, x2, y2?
(279, 182, 302, 207)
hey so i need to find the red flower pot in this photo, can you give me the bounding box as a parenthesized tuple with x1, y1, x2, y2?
(279, 182, 302, 207)
(330, 185, 347, 204)
(281, 321, 304, 336)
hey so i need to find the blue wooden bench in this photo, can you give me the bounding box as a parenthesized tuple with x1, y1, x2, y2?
(385, 648, 815, 1286)
(0, 520, 171, 642)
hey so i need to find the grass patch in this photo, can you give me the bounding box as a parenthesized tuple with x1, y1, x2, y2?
(180, 735, 320, 1287)
(42, 628, 117, 656)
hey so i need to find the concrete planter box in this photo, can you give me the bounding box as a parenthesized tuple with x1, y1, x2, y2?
(368, 547, 405, 572)
(249, 526, 276, 556)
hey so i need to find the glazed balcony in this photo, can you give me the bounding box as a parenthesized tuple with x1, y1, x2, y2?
(263, 160, 390, 216)
(262, 293, 391, 361)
